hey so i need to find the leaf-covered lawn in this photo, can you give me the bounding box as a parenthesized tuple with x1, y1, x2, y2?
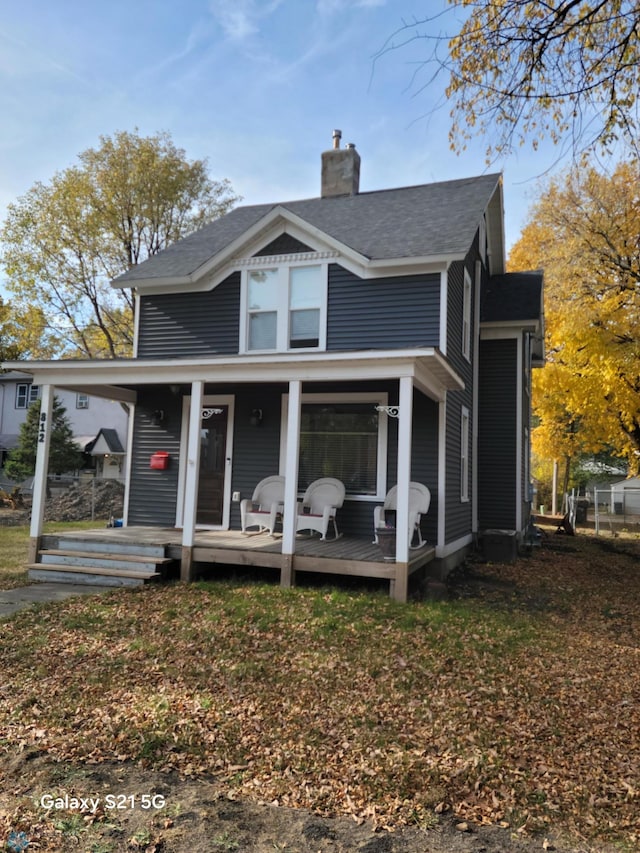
(0, 529, 639, 849)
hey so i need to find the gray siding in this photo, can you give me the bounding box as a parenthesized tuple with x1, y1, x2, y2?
(137, 265, 442, 359)
(137, 273, 240, 358)
(444, 247, 479, 544)
(478, 339, 518, 530)
(128, 389, 182, 526)
(228, 384, 287, 530)
(410, 391, 439, 545)
(444, 396, 472, 543)
(327, 266, 440, 350)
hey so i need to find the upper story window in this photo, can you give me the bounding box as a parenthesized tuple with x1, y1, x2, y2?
(16, 383, 39, 409)
(241, 260, 327, 353)
(461, 405, 470, 502)
(76, 393, 89, 409)
(462, 268, 472, 361)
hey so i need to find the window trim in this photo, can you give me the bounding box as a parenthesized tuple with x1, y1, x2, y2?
(76, 393, 89, 409)
(461, 405, 470, 502)
(280, 391, 388, 501)
(239, 257, 328, 354)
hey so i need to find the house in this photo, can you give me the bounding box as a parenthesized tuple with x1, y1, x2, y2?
(0, 371, 128, 481)
(2, 132, 544, 600)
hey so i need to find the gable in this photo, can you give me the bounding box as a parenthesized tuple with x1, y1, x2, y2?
(255, 234, 314, 256)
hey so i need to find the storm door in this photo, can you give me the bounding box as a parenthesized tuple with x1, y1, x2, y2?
(196, 404, 229, 526)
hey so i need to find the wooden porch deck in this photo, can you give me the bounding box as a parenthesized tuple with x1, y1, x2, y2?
(46, 527, 436, 600)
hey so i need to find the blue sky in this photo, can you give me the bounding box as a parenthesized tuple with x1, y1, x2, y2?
(0, 0, 562, 256)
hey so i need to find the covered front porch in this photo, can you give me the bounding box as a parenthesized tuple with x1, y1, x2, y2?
(9, 348, 463, 603)
(33, 526, 436, 601)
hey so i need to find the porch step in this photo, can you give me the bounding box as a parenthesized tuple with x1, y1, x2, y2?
(27, 563, 161, 587)
(29, 537, 174, 587)
(38, 549, 173, 574)
(52, 537, 168, 560)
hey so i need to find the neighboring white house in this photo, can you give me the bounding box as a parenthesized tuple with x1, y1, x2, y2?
(610, 476, 640, 515)
(0, 371, 128, 480)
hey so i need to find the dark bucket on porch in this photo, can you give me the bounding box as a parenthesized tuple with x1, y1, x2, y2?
(376, 528, 396, 561)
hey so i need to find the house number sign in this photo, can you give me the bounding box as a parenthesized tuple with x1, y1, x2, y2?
(38, 412, 47, 443)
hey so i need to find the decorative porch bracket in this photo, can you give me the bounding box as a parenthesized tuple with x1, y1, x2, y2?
(375, 404, 400, 418)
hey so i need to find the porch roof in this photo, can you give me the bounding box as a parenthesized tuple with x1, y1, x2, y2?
(2, 347, 464, 403)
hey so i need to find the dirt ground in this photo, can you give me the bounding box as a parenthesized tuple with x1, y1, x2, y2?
(2, 746, 612, 853)
(0, 480, 124, 527)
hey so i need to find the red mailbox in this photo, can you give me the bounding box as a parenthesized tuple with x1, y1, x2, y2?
(150, 451, 170, 470)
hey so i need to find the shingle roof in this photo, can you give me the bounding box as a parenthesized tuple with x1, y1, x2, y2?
(481, 271, 544, 323)
(114, 173, 502, 285)
(85, 428, 126, 455)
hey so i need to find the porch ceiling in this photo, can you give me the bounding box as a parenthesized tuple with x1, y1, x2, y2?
(2, 348, 464, 403)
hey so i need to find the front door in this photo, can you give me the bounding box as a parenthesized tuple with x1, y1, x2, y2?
(196, 404, 229, 526)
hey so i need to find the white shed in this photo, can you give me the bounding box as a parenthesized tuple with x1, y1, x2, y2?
(610, 476, 640, 515)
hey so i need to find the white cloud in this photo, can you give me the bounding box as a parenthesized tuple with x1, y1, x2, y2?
(208, 0, 284, 42)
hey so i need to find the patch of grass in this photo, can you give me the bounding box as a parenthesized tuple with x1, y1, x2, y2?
(212, 830, 240, 851)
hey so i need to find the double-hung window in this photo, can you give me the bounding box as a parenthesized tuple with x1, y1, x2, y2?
(243, 261, 326, 352)
(16, 383, 40, 409)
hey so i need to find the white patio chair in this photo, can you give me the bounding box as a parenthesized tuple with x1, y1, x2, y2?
(240, 475, 285, 535)
(373, 482, 431, 550)
(296, 477, 345, 541)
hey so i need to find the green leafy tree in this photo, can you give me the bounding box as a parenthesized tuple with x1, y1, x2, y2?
(1, 129, 240, 358)
(378, 1, 640, 160)
(4, 396, 85, 482)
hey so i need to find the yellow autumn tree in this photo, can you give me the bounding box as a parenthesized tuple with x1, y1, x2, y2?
(510, 160, 640, 475)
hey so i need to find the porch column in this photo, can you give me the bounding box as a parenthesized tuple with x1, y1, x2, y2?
(281, 379, 302, 588)
(393, 376, 413, 603)
(28, 384, 54, 564)
(181, 380, 204, 582)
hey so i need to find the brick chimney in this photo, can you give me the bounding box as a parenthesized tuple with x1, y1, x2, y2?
(321, 129, 360, 197)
